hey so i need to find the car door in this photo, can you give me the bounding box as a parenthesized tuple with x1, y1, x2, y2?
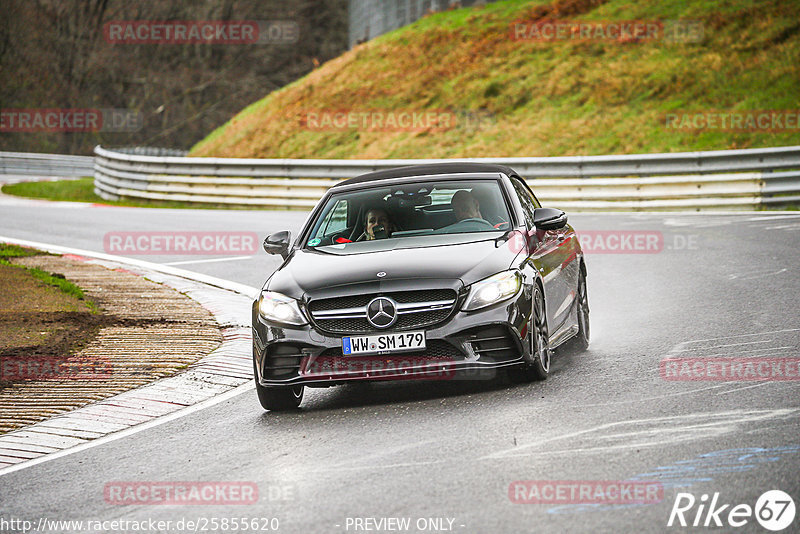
(527, 183, 581, 332)
(509, 177, 564, 329)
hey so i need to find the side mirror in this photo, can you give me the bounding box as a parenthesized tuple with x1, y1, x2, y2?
(533, 208, 568, 230)
(263, 231, 292, 259)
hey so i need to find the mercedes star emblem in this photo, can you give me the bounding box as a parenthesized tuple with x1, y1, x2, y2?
(366, 297, 398, 328)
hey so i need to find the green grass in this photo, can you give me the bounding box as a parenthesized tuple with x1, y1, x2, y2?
(761, 204, 800, 210)
(1, 178, 259, 210)
(2, 178, 99, 202)
(27, 267, 93, 307)
(0, 244, 98, 312)
(190, 0, 800, 160)
(0, 243, 47, 258)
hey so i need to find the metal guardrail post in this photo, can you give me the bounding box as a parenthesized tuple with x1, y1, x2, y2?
(91, 145, 800, 211)
(0, 151, 94, 177)
(7, 146, 799, 211)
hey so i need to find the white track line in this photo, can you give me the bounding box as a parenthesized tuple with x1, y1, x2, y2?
(483, 409, 798, 460)
(164, 255, 254, 266)
(673, 339, 773, 352)
(0, 236, 260, 477)
(673, 328, 800, 347)
(0, 382, 254, 477)
(746, 214, 800, 221)
(576, 383, 731, 408)
(716, 381, 795, 396)
(0, 235, 259, 298)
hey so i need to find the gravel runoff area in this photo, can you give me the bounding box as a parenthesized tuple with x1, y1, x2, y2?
(0, 254, 222, 434)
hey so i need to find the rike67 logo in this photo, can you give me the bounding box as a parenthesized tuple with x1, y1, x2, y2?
(668, 490, 796, 531)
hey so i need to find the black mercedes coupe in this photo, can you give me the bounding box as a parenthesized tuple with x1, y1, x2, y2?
(252, 163, 589, 410)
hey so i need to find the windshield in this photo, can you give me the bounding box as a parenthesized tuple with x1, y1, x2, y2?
(305, 179, 513, 251)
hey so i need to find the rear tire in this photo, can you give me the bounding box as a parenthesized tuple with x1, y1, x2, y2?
(254, 362, 304, 411)
(510, 284, 550, 382)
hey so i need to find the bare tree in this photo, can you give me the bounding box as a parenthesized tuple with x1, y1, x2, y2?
(0, 0, 348, 154)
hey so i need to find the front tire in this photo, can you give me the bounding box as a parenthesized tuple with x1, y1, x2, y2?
(564, 268, 590, 353)
(510, 284, 550, 382)
(254, 362, 304, 411)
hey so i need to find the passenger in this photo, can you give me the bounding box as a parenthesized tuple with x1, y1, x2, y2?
(357, 207, 397, 240)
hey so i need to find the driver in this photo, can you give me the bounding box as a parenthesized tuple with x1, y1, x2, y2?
(434, 190, 495, 234)
(451, 190, 484, 222)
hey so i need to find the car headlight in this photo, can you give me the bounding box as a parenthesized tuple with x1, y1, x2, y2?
(462, 270, 521, 311)
(258, 291, 308, 326)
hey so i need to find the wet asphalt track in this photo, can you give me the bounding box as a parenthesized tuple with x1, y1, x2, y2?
(0, 194, 799, 533)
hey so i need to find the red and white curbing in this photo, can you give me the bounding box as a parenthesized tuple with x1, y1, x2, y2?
(0, 237, 260, 475)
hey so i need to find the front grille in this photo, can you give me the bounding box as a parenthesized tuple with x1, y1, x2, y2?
(465, 326, 519, 362)
(308, 289, 458, 334)
(316, 307, 453, 334)
(308, 294, 372, 312)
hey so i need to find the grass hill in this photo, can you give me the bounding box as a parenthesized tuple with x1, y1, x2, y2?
(190, 0, 800, 159)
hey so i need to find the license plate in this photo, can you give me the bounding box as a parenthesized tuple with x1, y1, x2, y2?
(342, 331, 426, 355)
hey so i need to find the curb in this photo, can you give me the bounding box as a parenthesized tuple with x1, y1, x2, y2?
(0, 237, 260, 476)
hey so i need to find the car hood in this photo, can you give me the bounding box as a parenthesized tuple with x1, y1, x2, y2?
(266, 236, 521, 300)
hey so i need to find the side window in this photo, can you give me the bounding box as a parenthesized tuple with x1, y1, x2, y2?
(511, 178, 537, 227)
(315, 199, 348, 238)
(529, 189, 542, 209)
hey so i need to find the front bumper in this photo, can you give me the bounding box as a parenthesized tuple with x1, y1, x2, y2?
(252, 289, 532, 387)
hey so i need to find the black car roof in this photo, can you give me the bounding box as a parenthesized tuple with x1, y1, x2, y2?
(335, 163, 520, 187)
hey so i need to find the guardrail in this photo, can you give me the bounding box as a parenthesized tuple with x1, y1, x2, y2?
(0, 151, 94, 178)
(93, 145, 800, 211)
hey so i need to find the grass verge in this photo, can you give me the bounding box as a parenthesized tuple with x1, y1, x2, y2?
(190, 0, 800, 160)
(0, 244, 97, 312)
(1, 178, 256, 210)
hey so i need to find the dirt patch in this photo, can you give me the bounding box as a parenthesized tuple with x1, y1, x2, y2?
(0, 263, 113, 380)
(0, 254, 222, 433)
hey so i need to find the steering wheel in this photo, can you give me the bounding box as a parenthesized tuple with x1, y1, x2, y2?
(460, 218, 496, 229)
